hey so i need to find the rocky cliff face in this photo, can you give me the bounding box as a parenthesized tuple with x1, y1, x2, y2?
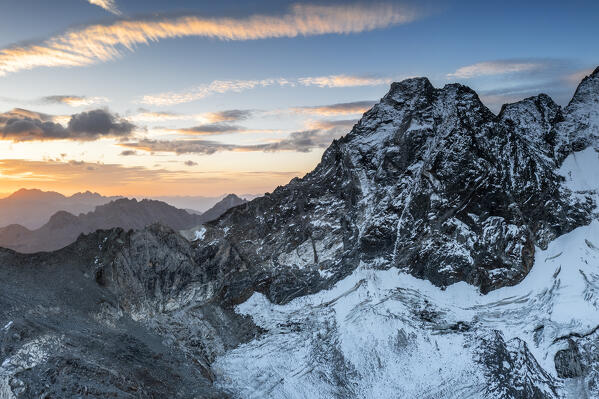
(1, 69, 599, 398)
(202, 74, 594, 299)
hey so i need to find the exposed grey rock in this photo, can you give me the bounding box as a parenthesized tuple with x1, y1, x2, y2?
(555, 339, 585, 378)
(478, 331, 558, 399)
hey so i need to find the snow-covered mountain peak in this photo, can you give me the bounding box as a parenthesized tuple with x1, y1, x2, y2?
(555, 67, 599, 158)
(498, 94, 561, 147)
(384, 77, 434, 102)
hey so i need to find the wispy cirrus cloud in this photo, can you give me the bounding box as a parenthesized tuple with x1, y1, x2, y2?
(130, 108, 254, 123)
(87, 0, 121, 15)
(298, 75, 393, 88)
(447, 60, 548, 79)
(0, 3, 421, 77)
(141, 75, 391, 106)
(141, 79, 292, 106)
(0, 108, 134, 141)
(129, 110, 191, 123)
(42, 95, 109, 107)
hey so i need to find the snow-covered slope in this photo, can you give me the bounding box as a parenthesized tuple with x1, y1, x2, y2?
(214, 149, 599, 398)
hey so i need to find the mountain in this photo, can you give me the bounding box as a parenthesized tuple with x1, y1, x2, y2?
(151, 193, 258, 213)
(1, 69, 599, 398)
(179, 194, 248, 240)
(0, 189, 121, 229)
(0, 198, 205, 253)
(196, 194, 247, 224)
(0, 194, 248, 254)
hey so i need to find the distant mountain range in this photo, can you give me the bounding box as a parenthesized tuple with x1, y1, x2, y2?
(0, 189, 122, 230)
(152, 193, 260, 213)
(0, 189, 258, 230)
(0, 194, 247, 253)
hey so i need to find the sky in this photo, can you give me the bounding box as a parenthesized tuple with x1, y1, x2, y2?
(0, 0, 597, 197)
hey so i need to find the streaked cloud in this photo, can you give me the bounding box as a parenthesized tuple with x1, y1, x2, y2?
(447, 60, 547, 79)
(0, 108, 134, 141)
(121, 139, 238, 155)
(257, 128, 345, 152)
(176, 123, 246, 135)
(141, 79, 291, 106)
(122, 129, 341, 154)
(42, 95, 109, 107)
(298, 75, 393, 88)
(87, 0, 121, 15)
(292, 101, 375, 115)
(130, 108, 254, 123)
(0, 3, 421, 77)
(142, 75, 390, 106)
(204, 109, 253, 123)
(129, 110, 191, 123)
(122, 116, 354, 154)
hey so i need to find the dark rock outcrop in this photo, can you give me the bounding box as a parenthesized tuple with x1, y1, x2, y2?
(554, 339, 585, 378)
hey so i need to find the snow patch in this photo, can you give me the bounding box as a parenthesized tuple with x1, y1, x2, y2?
(558, 147, 599, 194)
(193, 227, 207, 241)
(214, 220, 599, 398)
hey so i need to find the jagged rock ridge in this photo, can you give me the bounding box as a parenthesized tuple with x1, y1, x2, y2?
(203, 72, 595, 299)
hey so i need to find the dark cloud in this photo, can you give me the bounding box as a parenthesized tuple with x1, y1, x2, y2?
(178, 123, 245, 135)
(0, 108, 135, 142)
(122, 139, 237, 155)
(120, 150, 137, 156)
(204, 109, 253, 122)
(42, 95, 84, 104)
(68, 109, 134, 138)
(40, 95, 108, 106)
(184, 160, 198, 166)
(122, 118, 352, 155)
(256, 128, 344, 153)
